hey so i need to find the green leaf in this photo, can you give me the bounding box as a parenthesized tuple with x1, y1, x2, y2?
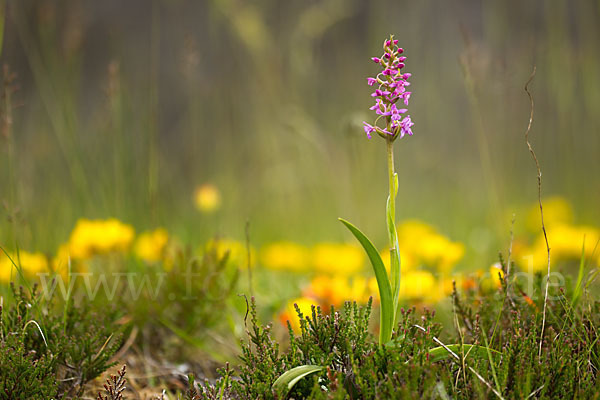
(272, 365, 324, 396)
(339, 218, 394, 344)
(428, 344, 502, 363)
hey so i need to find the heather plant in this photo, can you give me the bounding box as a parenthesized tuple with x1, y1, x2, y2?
(190, 267, 600, 399)
(0, 282, 123, 398)
(123, 242, 240, 362)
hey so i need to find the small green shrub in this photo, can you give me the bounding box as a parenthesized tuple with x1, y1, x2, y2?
(122, 244, 239, 361)
(199, 276, 600, 399)
(0, 283, 123, 399)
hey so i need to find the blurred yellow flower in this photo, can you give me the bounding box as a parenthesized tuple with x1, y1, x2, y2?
(205, 238, 255, 269)
(260, 241, 309, 272)
(397, 220, 437, 241)
(517, 224, 600, 272)
(279, 296, 316, 332)
(312, 243, 363, 275)
(440, 274, 476, 295)
(526, 196, 573, 233)
(67, 218, 135, 259)
(0, 254, 13, 283)
(52, 243, 74, 279)
(134, 228, 169, 263)
(489, 263, 505, 288)
(194, 184, 221, 213)
(390, 219, 465, 273)
(306, 275, 370, 307)
(400, 270, 437, 301)
(549, 224, 599, 259)
(369, 269, 441, 304)
(380, 247, 417, 273)
(0, 251, 49, 282)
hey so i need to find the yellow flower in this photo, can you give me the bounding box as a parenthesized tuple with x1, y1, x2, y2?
(67, 218, 135, 259)
(489, 263, 505, 288)
(440, 275, 474, 295)
(52, 243, 71, 279)
(194, 184, 221, 213)
(0, 251, 49, 283)
(312, 243, 364, 275)
(0, 252, 17, 283)
(205, 238, 255, 269)
(518, 224, 600, 272)
(368, 277, 379, 303)
(397, 220, 437, 242)
(526, 196, 573, 233)
(306, 275, 370, 307)
(134, 228, 169, 263)
(400, 270, 437, 301)
(549, 224, 599, 259)
(260, 241, 310, 272)
(368, 269, 441, 304)
(392, 219, 465, 272)
(479, 264, 505, 292)
(279, 296, 316, 332)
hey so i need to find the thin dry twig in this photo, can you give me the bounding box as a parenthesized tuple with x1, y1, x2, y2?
(523, 66, 551, 359)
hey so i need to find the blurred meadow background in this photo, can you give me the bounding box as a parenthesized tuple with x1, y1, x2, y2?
(0, 0, 599, 354)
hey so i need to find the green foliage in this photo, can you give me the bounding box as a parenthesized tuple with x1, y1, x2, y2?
(122, 244, 239, 361)
(202, 298, 450, 399)
(427, 344, 501, 363)
(0, 317, 57, 399)
(272, 365, 324, 396)
(0, 283, 123, 399)
(339, 218, 394, 345)
(200, 277, 600, 399)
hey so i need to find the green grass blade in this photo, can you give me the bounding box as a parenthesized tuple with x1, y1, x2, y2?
(339, 218, 394, 344)
(272, 365, 324, 396)
(481, 322, 501, 394)
(428, 344, 502, 363)
(571, 240, 586, 307)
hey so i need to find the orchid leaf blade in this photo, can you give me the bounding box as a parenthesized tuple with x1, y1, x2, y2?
(272, 365, 324, 396)
(339, 218, 394, 344)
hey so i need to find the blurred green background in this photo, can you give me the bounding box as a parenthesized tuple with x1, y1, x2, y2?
(1, 0, 599, 266)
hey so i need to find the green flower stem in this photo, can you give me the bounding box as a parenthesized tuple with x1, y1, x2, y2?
(386, 137, 401, 325)
(386, 137, 396, 225)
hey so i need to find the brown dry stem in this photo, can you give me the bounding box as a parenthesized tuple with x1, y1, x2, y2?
(523, 66, 551, 359)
